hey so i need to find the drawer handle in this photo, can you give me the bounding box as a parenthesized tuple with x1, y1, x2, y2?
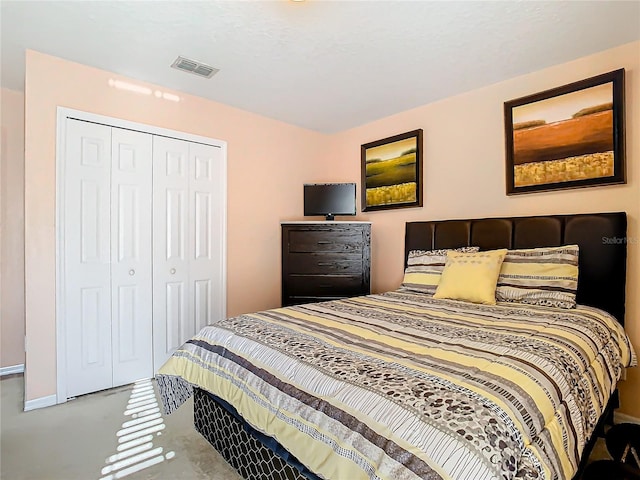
(317, 262, 333, 266)
(319, 285, 332, 289)
(317, 241, 331, 245)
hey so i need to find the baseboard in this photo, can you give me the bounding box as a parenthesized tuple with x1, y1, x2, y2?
(0, 364, 24, 376)
(614, 412, 640, 425)
(24, 394, 57, 412)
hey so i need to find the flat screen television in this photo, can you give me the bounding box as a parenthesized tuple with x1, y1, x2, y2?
(303, 183, 356, 221)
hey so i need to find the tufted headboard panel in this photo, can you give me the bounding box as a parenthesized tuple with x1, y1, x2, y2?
(405, 212, 627, 324)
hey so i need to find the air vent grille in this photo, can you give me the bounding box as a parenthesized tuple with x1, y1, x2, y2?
(171, 56, 219, 79)
(194, 65, 216, 77)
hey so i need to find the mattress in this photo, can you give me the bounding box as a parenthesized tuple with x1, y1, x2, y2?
(157, 290, 636, 480)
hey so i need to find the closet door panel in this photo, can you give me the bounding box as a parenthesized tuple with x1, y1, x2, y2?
(111, 128, 153, 387)
(189, 143, 225, 332)
(194, 278, 211, 331)
(64, 119, 113, 397)
(153, 136, 192, 371)
(165, 281, 186, 350)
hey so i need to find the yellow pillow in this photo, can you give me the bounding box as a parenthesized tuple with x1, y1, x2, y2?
(433, 249, 508, 305)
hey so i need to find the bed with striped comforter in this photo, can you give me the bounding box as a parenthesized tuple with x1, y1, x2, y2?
(157, 290, 636, 480)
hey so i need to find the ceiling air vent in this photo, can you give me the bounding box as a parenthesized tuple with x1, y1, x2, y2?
(171, 56, 219, 79)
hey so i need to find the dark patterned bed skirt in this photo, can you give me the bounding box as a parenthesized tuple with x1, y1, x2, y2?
(193, 386, 617, 480)
(193, 388, 319, 480)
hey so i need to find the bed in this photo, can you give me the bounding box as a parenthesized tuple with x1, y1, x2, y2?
(157, 212, 636, 480)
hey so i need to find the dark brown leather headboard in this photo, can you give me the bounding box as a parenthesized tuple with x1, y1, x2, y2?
(405, 212, 627, 324)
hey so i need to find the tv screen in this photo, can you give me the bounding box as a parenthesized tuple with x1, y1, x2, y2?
(304, 183, 356, 220)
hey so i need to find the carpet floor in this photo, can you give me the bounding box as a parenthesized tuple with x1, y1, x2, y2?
(1, 374, 240, 480)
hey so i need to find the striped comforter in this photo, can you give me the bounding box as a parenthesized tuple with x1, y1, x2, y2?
(157, 290, 636, 480)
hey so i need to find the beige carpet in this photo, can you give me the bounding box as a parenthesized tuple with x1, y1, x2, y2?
(0, 374, 240, 480)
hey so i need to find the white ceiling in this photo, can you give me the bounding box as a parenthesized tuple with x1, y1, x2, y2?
(2, 1, 639, 133)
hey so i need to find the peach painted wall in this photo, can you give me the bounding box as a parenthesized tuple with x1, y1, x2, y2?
(1, 87, 26, 368)
(23, 50, 327, 402)
(328, 41, 640, 417)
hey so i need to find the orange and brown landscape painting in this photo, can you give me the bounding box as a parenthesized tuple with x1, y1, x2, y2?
(512, 82, 614, 187)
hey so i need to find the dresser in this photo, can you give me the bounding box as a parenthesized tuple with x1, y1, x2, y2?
(281, 222, 371, 306)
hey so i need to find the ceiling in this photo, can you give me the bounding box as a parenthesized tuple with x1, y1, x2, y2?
(1, 1, 639, 133)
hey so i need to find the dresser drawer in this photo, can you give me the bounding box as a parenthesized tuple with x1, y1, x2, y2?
(285, 275, 364, 297)
(287, 229, 364, 253)
(286, 253, 362, 274)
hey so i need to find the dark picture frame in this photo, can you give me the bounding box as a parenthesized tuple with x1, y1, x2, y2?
(361, 129, 423, 211)
(504, 69, 625, 195)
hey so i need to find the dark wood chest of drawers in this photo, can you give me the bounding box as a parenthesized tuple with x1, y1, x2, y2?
(281, 222, 371, 306)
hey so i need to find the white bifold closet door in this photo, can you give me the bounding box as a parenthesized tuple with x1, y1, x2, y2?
(110, 128, 153, 387)
(64, 120, 153, 398)
(152, 136, 225, 372)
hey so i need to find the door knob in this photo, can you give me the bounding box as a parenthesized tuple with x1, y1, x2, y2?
(170, 268, 176, 274)
(129, 269, 135, 276)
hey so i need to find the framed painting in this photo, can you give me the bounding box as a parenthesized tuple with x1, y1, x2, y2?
(361, 129, 423, 211)
(504, 69, 625, 195)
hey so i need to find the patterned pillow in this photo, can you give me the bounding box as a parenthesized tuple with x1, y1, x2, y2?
(401, 247, 480, 295)
(434, 249, 508, 305)
(496, 245, 579, 309)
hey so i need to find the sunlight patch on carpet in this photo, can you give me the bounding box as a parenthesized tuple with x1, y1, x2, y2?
(99, 379, 175, 479)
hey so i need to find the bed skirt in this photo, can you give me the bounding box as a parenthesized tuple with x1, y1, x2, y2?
(193, 387, 320, 480)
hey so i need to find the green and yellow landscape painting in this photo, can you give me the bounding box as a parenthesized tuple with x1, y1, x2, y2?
(365, 137, 417, 207)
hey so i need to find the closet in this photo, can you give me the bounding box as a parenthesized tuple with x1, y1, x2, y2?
(60, 115, 225, 399)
